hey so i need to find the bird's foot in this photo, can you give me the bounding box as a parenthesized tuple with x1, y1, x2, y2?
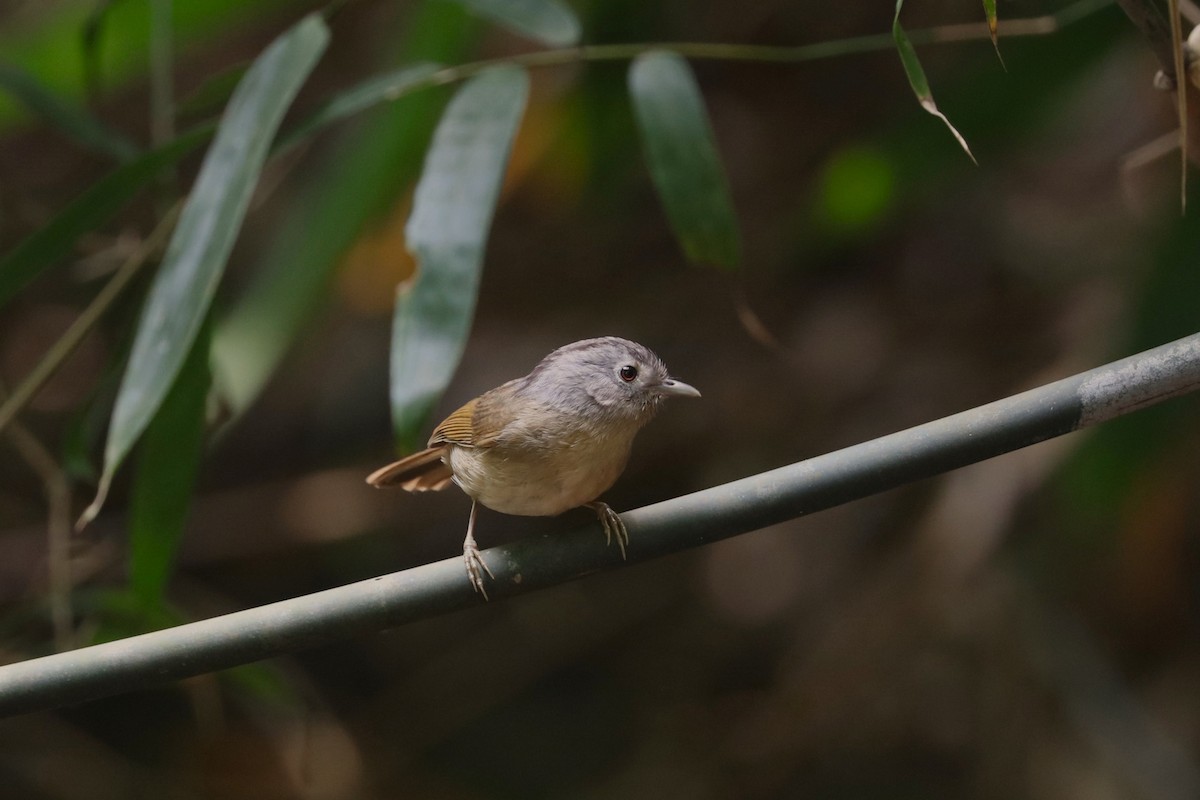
(586, 501, 628, 559)
(464, 533, 495, 599)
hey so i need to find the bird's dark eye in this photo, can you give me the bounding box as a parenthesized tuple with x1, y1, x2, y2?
(619, 365, 638, 382)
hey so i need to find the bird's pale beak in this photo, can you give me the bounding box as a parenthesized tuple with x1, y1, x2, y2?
(657, 378, 701, 398)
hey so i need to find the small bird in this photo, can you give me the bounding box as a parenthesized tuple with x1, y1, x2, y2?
(367, 337, 700, 597)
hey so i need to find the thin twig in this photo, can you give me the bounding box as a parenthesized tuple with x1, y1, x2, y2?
(426, 0, 1111, 82)
(0, 202, 182, 437)
(272, 0, 1113, 158)
(1, 406, 74, 652)
(1117, 0, 1179, 72)
(1184, 0, 1200, 25)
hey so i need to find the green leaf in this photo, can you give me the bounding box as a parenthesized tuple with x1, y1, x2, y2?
(982, 0, 1001, 57)
(628, 50, 740, 270)
(128, 317, 210, 608)
(451, 0, 580, 47)
(273, 62, 441, 155)
(0, 63, 139, 160)
(0, 0, 302, 126)
(0, 125, 211, 310)
(390, 65, 530, 448)
(981, 0, 998, 32)
(981, 0, 1005, 67)
(212, 1, 479, 419)
(79, 14, 330, 526)
(893, 0, 976, 163)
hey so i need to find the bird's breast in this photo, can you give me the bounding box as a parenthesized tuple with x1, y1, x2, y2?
(445, 426, 636, 517)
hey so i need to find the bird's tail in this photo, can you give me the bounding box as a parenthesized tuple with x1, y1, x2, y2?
(366, 447, 454, 492)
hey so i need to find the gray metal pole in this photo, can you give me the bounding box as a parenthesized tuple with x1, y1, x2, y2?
(1, 332, 1198, 718)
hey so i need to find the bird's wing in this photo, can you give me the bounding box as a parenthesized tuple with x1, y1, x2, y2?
(429, 382, 522, 448)
(429, 397, 478, 446)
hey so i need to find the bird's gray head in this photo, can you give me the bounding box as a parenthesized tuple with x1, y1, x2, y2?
(524, 336, 700, 423)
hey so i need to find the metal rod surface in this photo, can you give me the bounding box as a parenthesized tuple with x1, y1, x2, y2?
(2, 332, 1199, 718)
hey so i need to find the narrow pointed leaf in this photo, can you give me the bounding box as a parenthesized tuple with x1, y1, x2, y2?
(982, 0, 998, 38)
(452, 0, 580, 47)
(0, 126, 211, 310)
(128, 318, 210, 609)
(390, 65, 529, 448)
(80, 15, 329, 525)
(213, 1, 479, 419)
(629, 50, 740, 270)
(0, 63, 139, 160)
(893, 0, 976, 163)
(982, 0, 1002, 61)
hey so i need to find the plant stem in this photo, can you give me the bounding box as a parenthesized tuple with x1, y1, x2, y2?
(0, 202, 182, 437)
(413, 0, 1112, 88)
(1, 404, 74, 651)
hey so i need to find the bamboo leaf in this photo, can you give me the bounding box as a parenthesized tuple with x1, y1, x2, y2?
(451, 0, 580, 47)
(128, 318, 210, 609)
(893, 0, 976, 163)
(213, 1, 479, 419)
(79, 14, 330, 526)
(0, 126, 211, 310)
(0, 63, 139, 160)
(390, 65, 529, 448)
(982, 0, 1003, 63)
(628, 50, 741, 270)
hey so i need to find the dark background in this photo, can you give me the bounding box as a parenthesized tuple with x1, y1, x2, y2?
(3, 0, 1200, 797)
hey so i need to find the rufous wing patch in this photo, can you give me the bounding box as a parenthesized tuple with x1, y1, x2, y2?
(429, 398, 479, 446)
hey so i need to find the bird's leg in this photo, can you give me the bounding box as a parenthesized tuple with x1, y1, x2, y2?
(463, 501, 494, 599)
(586, 501, 629, 559)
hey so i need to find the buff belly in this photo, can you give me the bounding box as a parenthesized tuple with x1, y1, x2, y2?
(444, 435, 633, 517)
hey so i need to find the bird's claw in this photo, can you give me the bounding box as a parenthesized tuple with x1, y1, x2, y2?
(588, 501, 628, 559)
(464, 538, 494, 599)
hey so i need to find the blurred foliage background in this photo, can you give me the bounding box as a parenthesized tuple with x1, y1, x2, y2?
(3, 0, 1200, 797)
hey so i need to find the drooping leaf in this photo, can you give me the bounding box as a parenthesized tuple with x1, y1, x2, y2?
(893, 0, 976, 163)
(0, 125, 212, 310)
(451, 0, 580, 47)
(212, 1, 479, 418)
(0, 63, 138, 160)
(390, 65, 530, 448)
(79, 14, 330, 526)
(982, 0, 1002, 63)
(128, 317, 210, 609)
(628, 50, 740, 270)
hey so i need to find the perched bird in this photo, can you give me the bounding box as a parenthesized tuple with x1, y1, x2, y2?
(367, 337, 700, 597)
